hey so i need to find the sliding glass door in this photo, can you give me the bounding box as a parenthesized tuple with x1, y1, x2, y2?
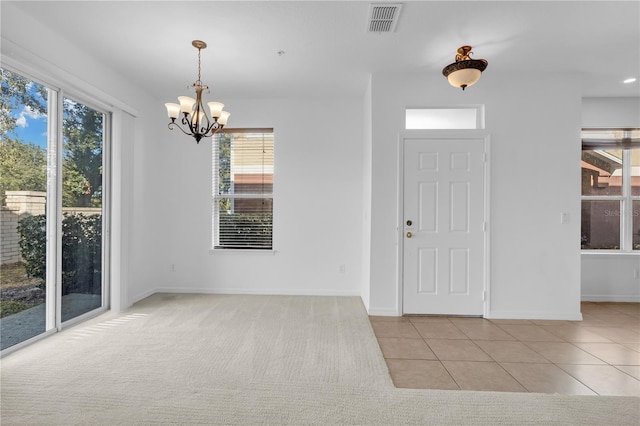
(61, 98, 105, 322)
(0, 69, 109, 351)
(0, 70, 49, 349)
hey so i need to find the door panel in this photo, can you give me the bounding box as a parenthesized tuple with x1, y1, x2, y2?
(61, 98, 105, 323)
(0, 71, 49, 351)
(403, 137, 487, 315)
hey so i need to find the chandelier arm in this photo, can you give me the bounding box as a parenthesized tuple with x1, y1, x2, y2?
(168, 119, 222, 140)
(180, 115, 198, 135)
(168, 121, 195, 137)
(202, 121, 223, 137)
(192, 86, 212, 135)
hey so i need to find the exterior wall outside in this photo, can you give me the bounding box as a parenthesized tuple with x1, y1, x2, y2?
(1, 192, 101, 265)
(1, 192, 46, 265)
(1, 208, 23, 264)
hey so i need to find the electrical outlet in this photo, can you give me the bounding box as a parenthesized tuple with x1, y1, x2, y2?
(339, 264, 346, 274)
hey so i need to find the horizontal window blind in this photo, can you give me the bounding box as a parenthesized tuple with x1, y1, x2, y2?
(213, 129, 274, 249)
(582, 128, 640, 149)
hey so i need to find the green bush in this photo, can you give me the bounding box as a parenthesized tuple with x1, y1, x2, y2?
(219, 213, 272, 248)
(18, 213, 102, 295)
(16, 215, 46, 279)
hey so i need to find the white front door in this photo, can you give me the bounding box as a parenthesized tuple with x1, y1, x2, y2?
(402, 135, 488, 315)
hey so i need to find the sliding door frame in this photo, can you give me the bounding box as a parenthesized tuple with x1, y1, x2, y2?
(0, 61, 113, 355)
(56, 92, 111, 330)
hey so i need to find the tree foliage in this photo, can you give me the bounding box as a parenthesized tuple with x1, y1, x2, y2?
(0, 69, 48, 202)
(0, 138, 47, 200)
(63, 100, 103, 207)
(217, 132, 231, 211)
(1, 68, 103, 207)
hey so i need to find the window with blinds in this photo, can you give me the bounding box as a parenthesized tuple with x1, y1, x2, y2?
(212, 129, 274, 249)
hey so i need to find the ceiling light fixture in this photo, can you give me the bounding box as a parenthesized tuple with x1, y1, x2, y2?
(442, 46, 488, 91)
(165, 40, 230, 143)
(623, 78, 637, 84)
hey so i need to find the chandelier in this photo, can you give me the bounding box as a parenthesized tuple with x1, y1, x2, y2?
(442, 46, 488, 90)
(164, 40, 230, 143)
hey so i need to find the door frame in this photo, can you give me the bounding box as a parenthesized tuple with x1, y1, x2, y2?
(56, 93, 112, 330)
(397, 130, 491, 317)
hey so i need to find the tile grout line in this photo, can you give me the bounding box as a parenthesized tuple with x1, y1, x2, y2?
(371, 303, 639, 395)
(411, 319, 463, 391)
(439, 320, 533, 393)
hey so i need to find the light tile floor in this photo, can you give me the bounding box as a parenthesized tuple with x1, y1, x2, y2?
(370, 302, 640, 396)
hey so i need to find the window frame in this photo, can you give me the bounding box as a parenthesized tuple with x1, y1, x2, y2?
(581, 128, 639, 253)
(211, 128, 274, 251)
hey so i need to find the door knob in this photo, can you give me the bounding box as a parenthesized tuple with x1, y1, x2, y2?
(406, 232, 412, 238)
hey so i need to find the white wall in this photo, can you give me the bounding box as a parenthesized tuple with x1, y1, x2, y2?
(580, 97, 640, 302)
(134, 97, 365, 300)
(582, 97, 640, 128)
(368, 70, 583, 319)
(361, 77, 373, 311)
(581, 254, 640, 302)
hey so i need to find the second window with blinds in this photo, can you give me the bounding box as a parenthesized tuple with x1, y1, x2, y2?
(212, 129, 274, 249)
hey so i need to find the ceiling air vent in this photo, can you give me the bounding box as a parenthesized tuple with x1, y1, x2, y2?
(368, 3, 403, 33)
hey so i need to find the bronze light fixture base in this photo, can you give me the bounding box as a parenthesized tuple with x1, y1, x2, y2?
(442, 45, 488, 90)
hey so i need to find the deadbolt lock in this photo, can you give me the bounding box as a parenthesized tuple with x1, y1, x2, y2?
(406, 220, 412, 226)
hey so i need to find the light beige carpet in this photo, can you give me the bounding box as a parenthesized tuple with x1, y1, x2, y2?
(1, 293, 638, 425)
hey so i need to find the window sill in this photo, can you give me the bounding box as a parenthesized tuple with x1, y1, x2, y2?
(209, 248, 277, 255)
(581, 251, 640, 256)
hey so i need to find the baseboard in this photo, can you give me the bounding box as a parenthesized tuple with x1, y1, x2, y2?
(581, 294, 640, 302)
(132, 287, 362, 301)
(486, 311, 583, 321)
(129, 288, 157, 305)
(367, 308, 400, 317)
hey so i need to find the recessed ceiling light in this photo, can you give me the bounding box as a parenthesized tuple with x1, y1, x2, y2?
(623, 77, 637, 84)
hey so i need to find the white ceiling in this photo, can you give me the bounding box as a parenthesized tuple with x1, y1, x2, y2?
(8, 1, 640, 99)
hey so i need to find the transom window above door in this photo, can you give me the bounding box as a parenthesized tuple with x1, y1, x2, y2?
(405, 106, 484, 130)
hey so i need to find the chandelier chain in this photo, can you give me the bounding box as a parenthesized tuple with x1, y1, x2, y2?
(197, 47, 202, 84)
